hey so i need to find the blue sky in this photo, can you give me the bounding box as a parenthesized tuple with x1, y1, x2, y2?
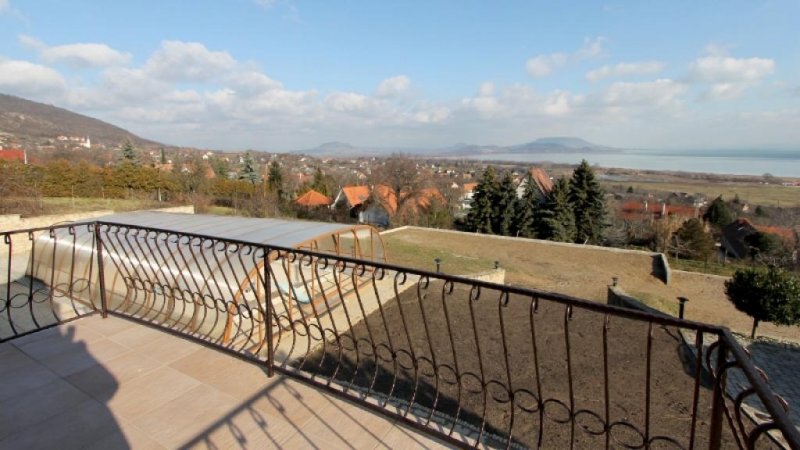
(0, 0, 798, 151)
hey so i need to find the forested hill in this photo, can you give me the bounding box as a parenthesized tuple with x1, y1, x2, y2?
(0, 93, 158, 147)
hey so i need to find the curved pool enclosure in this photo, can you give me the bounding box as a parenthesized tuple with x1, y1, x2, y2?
(27, 212, 386, 347)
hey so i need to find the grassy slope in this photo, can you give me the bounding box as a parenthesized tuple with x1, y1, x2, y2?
(383, 228, 800, 342)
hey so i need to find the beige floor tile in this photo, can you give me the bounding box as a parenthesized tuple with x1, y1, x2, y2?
(66, 349, 162, 402)
(2, 317, 441, 450)
(105, 322, 169, 348)
(110, 324, 201, 364)
(76, 314, 137, 337)
(0, 343, 60, 401)
(178, 404, 302, 450)
(0, 378, 90, 440)
(376, 423, 454, 449)
(105, 365, 201, 421)
(0, 398, 119, 450)
(169, 346, 273, 399)
(279, 391, 397, 450)
(247, 377, 341, 428)
(132, 384, 240, 448)
(83, 417, 167, 450)
(12, 324, 105, 359)
(0, 342, 35, 375)
(32, 337, 130, 377)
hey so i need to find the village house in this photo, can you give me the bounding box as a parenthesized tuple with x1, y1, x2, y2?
(516, 167, 554, 201)
(721, 218, 798, 261)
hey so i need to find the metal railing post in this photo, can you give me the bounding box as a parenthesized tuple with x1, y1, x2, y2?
(264, 246, 274, 377)
(94, 223, 108, 319)
(708, 338, 727, 450)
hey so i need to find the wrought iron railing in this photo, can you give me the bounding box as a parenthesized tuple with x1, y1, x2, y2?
(1, 220, 798, 449)
(1, 223, 101, 341)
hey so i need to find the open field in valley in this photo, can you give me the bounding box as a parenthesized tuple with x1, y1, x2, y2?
(600, 179, 800, 207)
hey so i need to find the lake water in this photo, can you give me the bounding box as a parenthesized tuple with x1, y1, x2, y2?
(463, 149, 800, 178)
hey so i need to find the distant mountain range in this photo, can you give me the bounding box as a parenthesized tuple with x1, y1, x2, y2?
(0, 93, 158, 147)
(299, 137, 619, 157)
(0, 92, 618, 157)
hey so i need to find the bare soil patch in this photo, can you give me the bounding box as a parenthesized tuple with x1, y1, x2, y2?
(302, 280, 746, 448)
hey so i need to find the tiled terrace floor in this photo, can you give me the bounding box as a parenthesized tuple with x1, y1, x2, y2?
(0, 315, 451, 449)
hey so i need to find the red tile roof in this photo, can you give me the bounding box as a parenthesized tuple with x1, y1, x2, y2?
(0, 149, 25, 162)
(374, 185, 397, 215)
(619, 201, 698, 221)
(296, 189, 333, 207)
(529, 167, 553, 195)
(341, 185, 371, 208)
(753, 224, 797, 246)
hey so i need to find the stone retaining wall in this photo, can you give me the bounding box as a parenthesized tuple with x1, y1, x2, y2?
(607, 285, 670, 317)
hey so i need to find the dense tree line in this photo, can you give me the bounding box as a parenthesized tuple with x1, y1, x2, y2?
(466, 160, 607, 244)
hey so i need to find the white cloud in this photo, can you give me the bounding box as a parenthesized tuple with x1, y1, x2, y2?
(688, 54, 775, 100)
(325, 91, 372, 113)
(0, 59, 66, 97)
(226, 70, 283, 95)
(601, 79, 687, 108)
(689, 55, 775, 83)
(703, 43, 731, 57)
(411, 105, 451, 124)
(19, 35, 131, 68)
(542, 91, 572, 116)
(586, 61, 665, 82)
(526, 37, 606, 78)
(526, 53, 568, 77)
(0, 0, 9, 13)
(478, 82, 494, 97)
(3, 34, 794, 151)
(576, 36, 607, 59)
(254, 0, 277, 9)
(144, 41, 236, 82)
(43, 43, 131, 68)
(375, 75, 410, 98)
(702, 83, 747, 101)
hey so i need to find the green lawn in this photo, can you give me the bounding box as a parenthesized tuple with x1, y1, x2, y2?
(668, 257, 747, 277)
(25, 197, 167, 216)
(383, 233, 497, 275)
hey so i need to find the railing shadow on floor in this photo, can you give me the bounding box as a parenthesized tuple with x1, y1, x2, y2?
(175, 373, 444, 450)
(0, 323, 125, 449)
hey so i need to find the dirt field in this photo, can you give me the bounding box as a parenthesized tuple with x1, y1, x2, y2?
(382, 228, 800, 342)
(304, 280, 745, 449)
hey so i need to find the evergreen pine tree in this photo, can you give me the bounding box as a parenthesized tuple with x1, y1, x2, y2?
(537, 176, 576, 242)
(516, 173, 539, 238)
(673, 218, 716, 261)
(268, 160, 284, 196)
(310, 167, 329, 196)
(704, 196, 733, 229)
(466, 166, 499, 234)
(121, 141, 139, 165)
(569, 160, 606, 244)
(494, 173, 518, 236)
(238, 152, 259, 184)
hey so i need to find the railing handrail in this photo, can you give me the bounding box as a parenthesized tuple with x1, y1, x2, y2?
(88, 219, 726, 333)
(719, 329, 800, 448)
